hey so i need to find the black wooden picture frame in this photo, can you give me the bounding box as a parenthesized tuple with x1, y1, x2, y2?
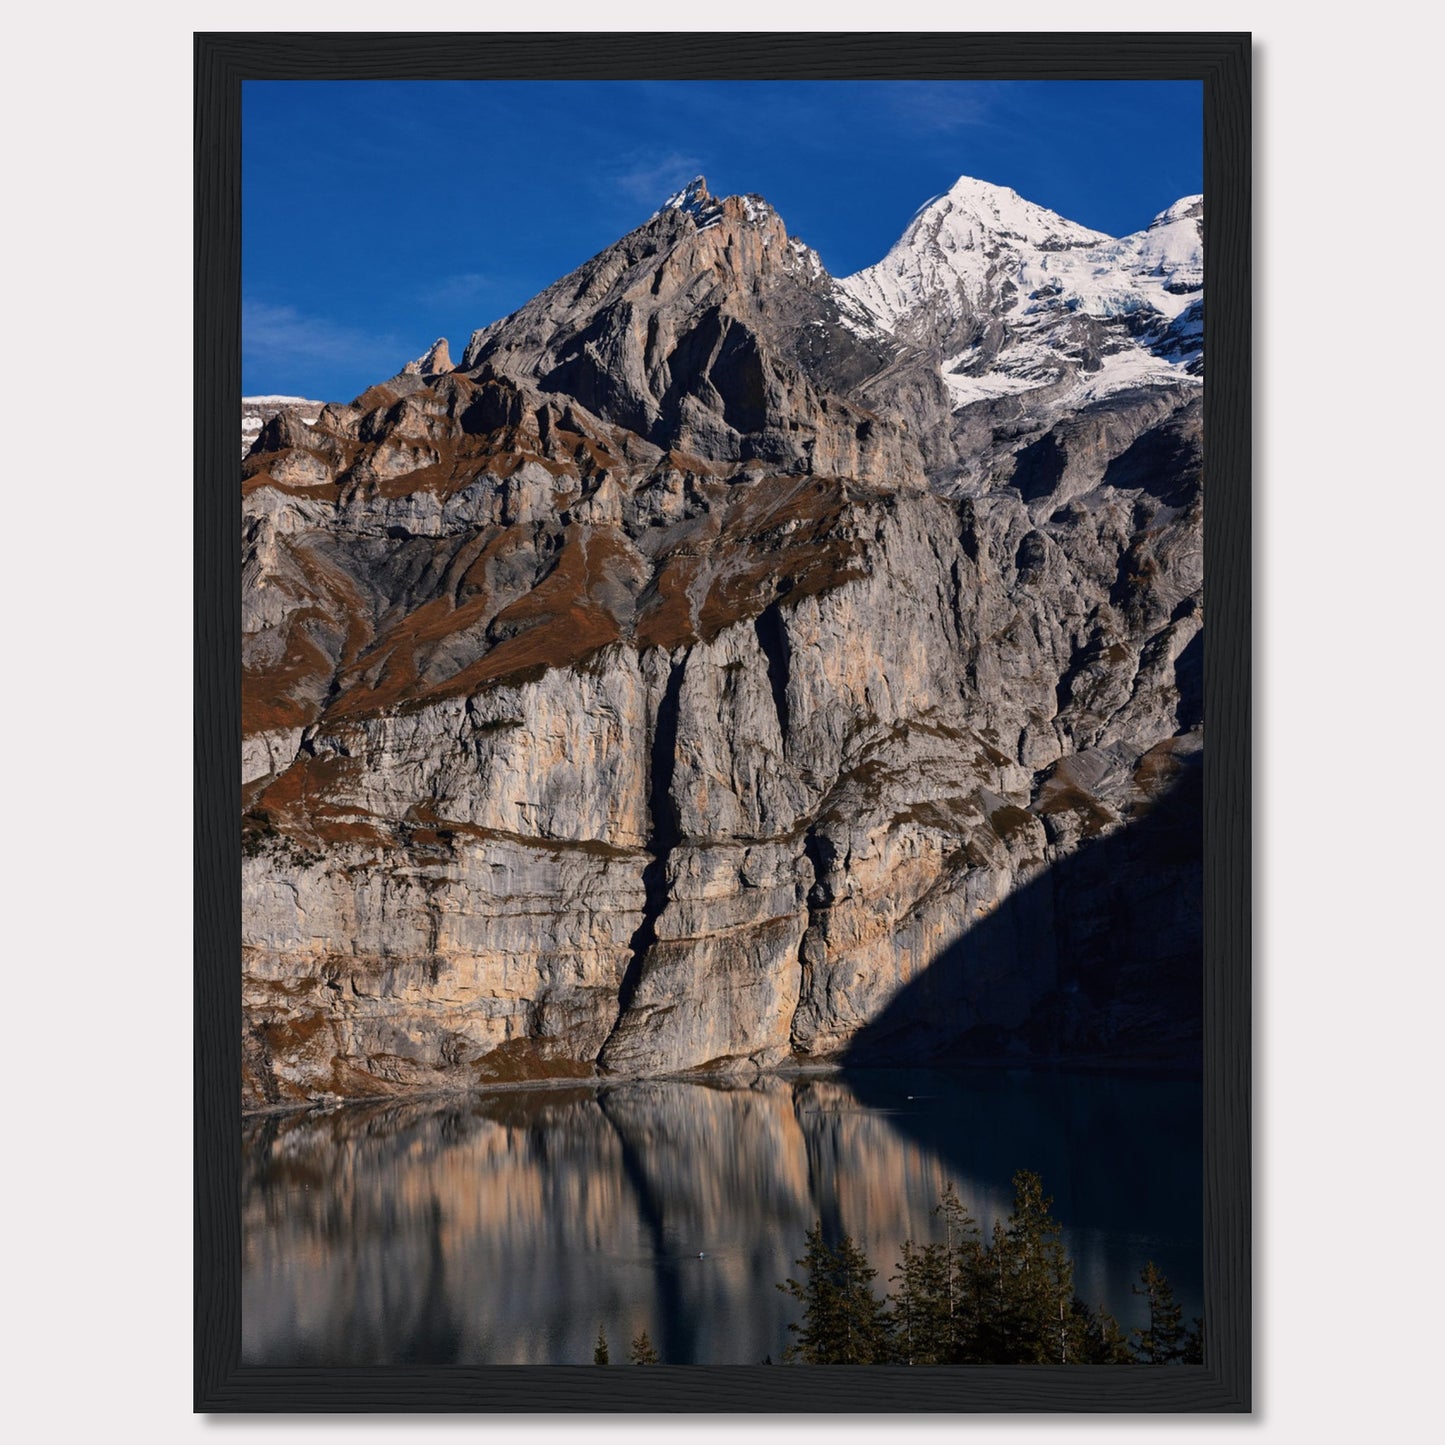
(196, 30, 1250, 1412)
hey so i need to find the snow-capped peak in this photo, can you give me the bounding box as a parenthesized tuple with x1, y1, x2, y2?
(656, 175, 715, 220)
(927, 175, 1111, 250)
(1149, 194, 1204, 228)
(840, 178, 1204, 334)
(837, 181, 1205, 416)
(836, 177, 1113, 337)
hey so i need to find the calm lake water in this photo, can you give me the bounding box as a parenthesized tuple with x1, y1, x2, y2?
(241, 1069, 1201, 1366)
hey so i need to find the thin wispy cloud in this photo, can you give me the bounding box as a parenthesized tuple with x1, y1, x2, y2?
(882, 81, 1006, 135)
(605, 150, 706, 208)
(243, 299, 406, 374)
(414, 271, 496, 308)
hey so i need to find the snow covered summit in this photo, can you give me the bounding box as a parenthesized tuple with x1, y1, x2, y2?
(841, 175, 1200, 333)
(836, 175, 1204, 415)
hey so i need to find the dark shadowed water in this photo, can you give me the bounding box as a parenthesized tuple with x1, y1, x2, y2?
(241, 1068, 1201, 1366)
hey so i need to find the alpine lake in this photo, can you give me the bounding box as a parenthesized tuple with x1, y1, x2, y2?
(242, 1067, 1201, 1366)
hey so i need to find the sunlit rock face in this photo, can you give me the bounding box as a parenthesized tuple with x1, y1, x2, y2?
(241, 177, 1203, 1106)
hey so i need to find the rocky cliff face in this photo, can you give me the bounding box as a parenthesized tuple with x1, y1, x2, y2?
(241, 176, 1204, 1107)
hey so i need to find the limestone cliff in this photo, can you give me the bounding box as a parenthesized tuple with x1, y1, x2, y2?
(241, 177, 1203, 1106)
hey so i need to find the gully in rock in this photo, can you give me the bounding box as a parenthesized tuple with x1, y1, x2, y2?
(603, 650, 689, 1059)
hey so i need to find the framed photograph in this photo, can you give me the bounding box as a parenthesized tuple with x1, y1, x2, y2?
(197, 31, 1250, 1412)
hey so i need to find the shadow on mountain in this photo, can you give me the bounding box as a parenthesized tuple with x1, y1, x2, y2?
(1009, 429, 1069, 503)
(825, 1066, 1203, 1318)
(1101, 401, 1202, 508)
(842, 751, 1203, 1071)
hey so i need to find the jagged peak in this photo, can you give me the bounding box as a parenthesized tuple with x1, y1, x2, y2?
(404, 337, 453, 376)
(654, 175, 716, 221)
(651, 176, 787, 237)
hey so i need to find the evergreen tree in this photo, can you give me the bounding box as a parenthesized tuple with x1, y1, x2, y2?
(1130, 1262, 1189, 1364)
(978, 1170, 1083, 1363)
(778, 1222, 840, 1363)
(593, 1325, 610, 1365)
(891, 1184, 985, 1364)
(628, 1328, 660, 1364)
(890, 1237, 945, 1365)
(972, 1213, 1015, 1363)
(1074, 1300, 1134, 1364)
(935, 1182, 986, 1362)
(779, 1221, 893, 1363)
(774, 1171, 1203, 1367)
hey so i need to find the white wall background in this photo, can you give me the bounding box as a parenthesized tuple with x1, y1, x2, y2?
(2, 3, 1438, 1440)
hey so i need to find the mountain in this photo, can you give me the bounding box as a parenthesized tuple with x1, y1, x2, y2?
(835, 176, 1204, 488)
(240, 176, 1203, 1107)
(241, 395, 324, 459)
(839, 178, 1201, 349)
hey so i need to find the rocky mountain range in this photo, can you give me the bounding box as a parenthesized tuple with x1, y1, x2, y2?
(240, 175, 1204, 1108)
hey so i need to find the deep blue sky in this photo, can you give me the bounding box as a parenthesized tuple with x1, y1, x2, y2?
(243, 80, 1201, 402)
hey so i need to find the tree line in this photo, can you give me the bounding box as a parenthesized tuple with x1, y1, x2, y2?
(594, 1170, 1201, 1366)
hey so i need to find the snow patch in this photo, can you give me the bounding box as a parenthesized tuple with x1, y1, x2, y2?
(942, 365, 1057, 408)
(1065, 348, 1201, 406)
(741, 194, 776, 225)
(787, 237, 826, 281)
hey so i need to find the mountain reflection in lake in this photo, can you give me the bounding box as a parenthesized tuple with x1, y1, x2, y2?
(241, 1069, 1200, 1366)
